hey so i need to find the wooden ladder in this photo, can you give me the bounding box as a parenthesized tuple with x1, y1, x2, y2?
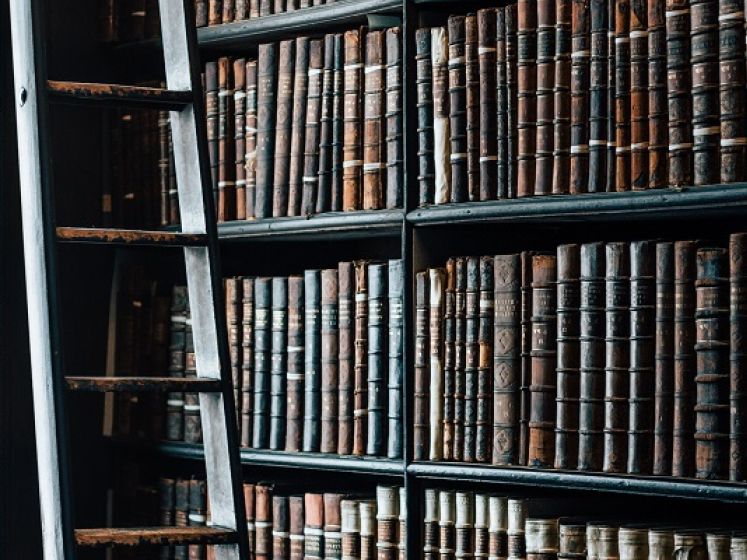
(8, 0, 248, 558)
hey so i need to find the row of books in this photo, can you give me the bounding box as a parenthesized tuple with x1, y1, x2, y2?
(158, 477, 209, 560)
(417, 1, 747, 205)
(198, 0, 343, 28)
(422, 490, 747, 560)
(415, 233, 747, 481)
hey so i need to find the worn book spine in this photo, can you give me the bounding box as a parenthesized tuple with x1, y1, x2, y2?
(473, 495, 488, 560)
(317, 34, 336, 214)
(497, 8, 509, 199)
(273, 40, 295, 217)
(259, 0, 272, 16)
(439, 492, 456, 560)
(455, 492, 474, 560)
(606, 0, 617, 192)
(444, 259, 457, 460)
(618, 528, 648, 560)
(719, 0, 747, 182)
(448, 16, 468, 203)
(519, 252, 533, 465)
(173, 479, 189, 559)
(648, 0, 668, 188)
(288, 37, 310, 217)
(506, 4, 519, 197)
(477, 257, 494, 462)
(630, 1, 648, 190)
(424, 490, 440, 560)
(256, 43, 278, 218)
(666, 0, 692, 186)
(388, 260, 404, 459)
(158, 110, 171, 227)
(338, 262, 355, 455)
(270, 277, 288, 450)
(464, 257, 480, 462)
(552, 0, 571, 194)
(305, 494, 325, 560)
(673, 240, 697, 477)
(648, 530, 674, 560)
(385, 28, 403, 209)
(303, 269, 322, 452)
(730, 233, 747, 480)
(206, 62, 219, 210)
(234, 59, 247, 220)
(578, 242, 606, 471)
(507, 500, 526, 560)
(555, 244, 580, 470)
(367, 263, 387, 456)
(488, 497, 508, 560)
(628, 240, 656, 474)
(341, 500, 360, 560)
(256, 485, 272, 560)
(415, 271, 430, 461)
(570, 0, 590, 193)
(493, 254, 521, 465)
(454, 259, 467, 461)
(588, 0, 608, 193)
(353, 262, 369, 456)
(525, 519, 559, 560)
(241, 278, 255, 446)
(331, 34, 345, 211)
(235, 0, 247, 20)
(301, 40, 324, 216)
(653, 242, 675, 475)
(614, 0, 631, 192)
(417, 28, 435, 206)
(184, 317, 202, 443)
(208, 0, 222, 26)
(517, 0, 538, 197)
(324, 494, 343, 560)
(290, 496, 305, 560)
(432, 26, 452, 204)
(226, 278, 242, 435)
(286, 275, 304, 453)
(478, 9, 497, 200)
(245, 60, 258, 219)
(252, 278, 272, 448)
(730, 536, 747, 559)
(355, 501, 372, 560)
(273, 497, 290, 560)
(465, 15, 480, 201)
(377, 487, 399, 560)
(188, 479, 208, 560)
(222, 0, 234, 23)
(398, 487, 407, 560)
(695, 246, 730, 479)
(321, 269, 339, 454)
(536, 0, 556, 195)
(343, 29, 364, 211)
(249, 0, 259, 17)
(673, 533, 705, 560)
(559, 523, 586, 560)
(363, 31, 386, 211)
(430, 268, 446, 460)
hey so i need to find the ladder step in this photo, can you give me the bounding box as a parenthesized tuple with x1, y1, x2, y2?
(65, 376, 222, 393)
(56, 227, 207, 247)
(75, 526, 238, 547)
(47, 81, 193, 110)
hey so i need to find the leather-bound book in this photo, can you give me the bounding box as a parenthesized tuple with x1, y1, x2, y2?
(343, 29, 364, 211)
(465, 15, 480, 201)
(439, 492, 456, 560)
(341, 500, 360, 560)
(474, 494, 488, 560)
(506, 4, 520, 197)
(555, 244, 580, 470)
(629, 1, 648, 190)
(691, 0, 720, 185)
(732, 536, 747, 560)
(648, 529, 674, 560)
(606, 1, 617, 192)
(385, 27, 403, 209)
(159, 477, 175, 559)
(528, 254, 557, 467)
(236, 0, 246, 20)
(317, 34, 335, 214)
(552, 0, 571, 195)
(477, 257, 494, 462)
(488, 496, 508, 560)
(190, 479, 207, 559)
(256, 485, 273, 560)
(719, 0, 747, 183)
(673, 534, 706, 560)
(321, 269, 339, 454)
(358, 501, 374, 560)
(184, 318, 202, 443)
(536, 0, 556, 196)
(303, 269, 322, 452)
(273, 497, 290, 560)
(195, 0, 208, 27)
(377, 487, 399, 560)
(218, 56, 236, 221)
(432, 27, 452, 204)
(424, 490, 440, 560)
(305, 494, 325, 560)
(695, 246, 730, 479)
(158, 110, 171, 227)
(673, 240, 697, 477)
(497, 7, 509, 198)
(464, 257, 480, 462)
(363, 30, 386, 210)
(417, 28, 435, 206)
(388, 260, 404, 459)
(398, 488, 407, 560)
(707, 534, 730, 560)
(331, 34, 345, 211)
(448, 16, 468, 203)
(578, 242, 605, 471)
(569, 0, 590, 194)
(338, 262, 355, 455)
(455, 492, 474, 560)
(253, 278, 272, 448)
(493, 254, 521, 466)
(367, 263, 387, 456)
(603, 242, 630, 473)
(290, 496, 305, 560)
(208, 0, 222, 25)
(259, 0, 271, 16)
(519, 252, 533, 465)
(245, 60, 258, 219)
(666, 0, 692, 186)
(270, 277, 288, 450)
(478, 9, 497, 200)
(430, 268, 446, 460)
(256, 43, 278, 218)
(648, 0, 668, 188)
(588, 0, 608, 193)
(226, 278, 243, 432)
(525, 519, 559, 560)
(286, 275, 305, 453)
(174, 479, 189, 560)
(324, 494, 343, 560)
(507, 500, 526, 560)
(234, 59, 247, 220)
(288, 37, 310, 217)
(619, 528, 648, 560)
(730, 233, 747, 480)
(242, 278, 255, 447)
(517, 0, 538, 197)
(454, 258, 467, 461)
(249, 0, 259, 17)
(628, 240, 655, 474)
(415, 271, 430, 461)
(223, 0, 234, 23)
(206, 62, 219, 208)
(653, 242, 675, 475)
(614, 0, 631, 192)
(558, 523, 585, 560)
(444, 259, 457, 460)
(353, 262, 369, 456)
(301, 40, 324, 216)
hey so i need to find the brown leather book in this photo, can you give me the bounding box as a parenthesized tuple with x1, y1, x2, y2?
(493, 254, 521, 466)
(158, 110, 171, 227)
(673, 240, 697, 477)
(430, 268, 446, 461)
(249, 0, 259, 18)
(174, 478, 189, 559)
(236, 0, 247, 20)
(552, 0, 571, 195)
(363, 30, 386, 210)
(432, 26, 452, 204)
(353, 261, 369, 456)
(555, 244, 580, 470)
(417, 27, 435, 206)
(188, 479, 207, 560)
(448, 16, 468, 203)
(241, 277, 255, 447)
(695, 246, 730, 480)
(324, 494, 343, 560)
(234, 59, 247, 220)
(415, 271, 430, 461)
(525, 518, 559, 560)
(666, 0, 692, 186)
(454, 258, 467, 461)
(478, 9, 497, 200)
(536, 0, 556, 196)
(648, 530, 673, 560)
(506, 4, 519, 197)
(286, 275, 304, 453)
(320, 269, 339, 454)
(719, 0, 747, 183)
(343, 29, 364, 211)
(629, 1, 648, 190)
(444, 259, 456, 460)
(318, 34, 336, 214)
(465, 15, 480, 201)
(304, 494, 324, 560)
(614, 0, 631, 192)
(290, 496, 305, 560)
(439, 491, 456, 560)
(424, 490, 439, 560)
(477, 257, 494, 463)
(341, 500, 360, 560)
(653, 242, 675, 475)
(245, 60, 258, 219)
(256, 484, 272, 560)
(528, 253, 557, 468)
(464, 257, 480, 462)
(195, 0, 208, 27)
(385, 27, 403, 209)
(301, 40, 324, 216)
(376, 487, 399, 560)
(222, 0, 234, 25)
(648, 0, 668, 188)
(256, 43, 278, 218)
(588, 0, 608, 193)
(517, 0, 538, 197)
(559, 523, 586, 560)
(730, 233, 747, 481)
(288, 37, 310, 217)
(209, 0, 222, 25)
(206, 61, 220, 212)
(273, 496, 290, 560)
(455, 492, 474, 560)
(570, 0, 590, 194)
(519, 252, 533, 465)
(338, 262, 355, 455)
(497, 7, 509, 199)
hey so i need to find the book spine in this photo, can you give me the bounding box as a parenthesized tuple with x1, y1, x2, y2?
(286, 275, 305, 453)
(184, 315, 202, 443)
(525, 519, 559, 560)
(158, 110, 170, 227)
(256, 485, 272, 560)
(552, 0, 571, 194)
(226, 278, 243, 435)
(454, 258, 467, 461)
(259, 0, 272, 16)
(173, 479, 189, 559)
(376, 487, 399, 560)
(222, 0, 234, 23)
(497, 7, 509, 199)
(648, 530, 674, 560)
(385, 27, 403, 209)
(439, 491, 456, 560)
(519, 252, 533, 465)
(588, 0, 608, 193)
(653, 242, 675, 475)
(360, 502, 376, 560)
(188, 479, 208, 560)
(270, 277, 288, 450)
(517, 0, 538, 197)
(559, 523, 586, 560)
(398, 488, 407, 560)
(448, 16, 468, 203)
(464, 257, 480, 462)
(206, 62, 220, 210)
(341, 500, 360, 560)
(415, 271, 431, 461)
(241, 278, 255, 447)
(536, 0, 556, 195)
(321, 269, 339, 454)
(555, 244, 580, 470)
(430, 268, 446, 460)
(303, 269, 322, 452)
(464, 15, 479, 202)
(695, 246, 730, 479)
(208, 0, 222, 25)
(474, 495, 488, 560)
(273, 497, 290, 560)
(219, 58, 237, 221)
(606, 0, 617, 192)
(673, 534, 706, 560)
(628, 240, 656, 474)
(570, 0, 590, 194)
(290, 496, 305, 560)
(338, 262, 355, 455)
(666, 0, 693, 186)
(354, 262, 369, 456)
(478, 9, 497, 200)
(236, 0, 247, 20)
(614, 0, 631, 192)
(256, 43, 278, 218)
(730, 233, 747, 480)
(387, 259, 404, 459)
(416, 28, 435, 206)
(301, 40, 324, 216)
(288, 37, 310, 217)
(363, 30, 386, 211)
(630, 1, 648, 190)
(234, 59, 247, 220)
(253, 278, 271, 448)
(618, 529, 648, 560)
(648, 0, 668, 187)
(488, 496, 508, 560)
(305, 494, 325, 560)
(324, 494, 343, 560)
(245, 60, 258, 219)
(444, 259, 457, 460)
(507, 500, 526, 560)
(719, 0, 747, 182)
(317, 34, 336, 214)
(432, 26, 452, 204)
(506, 4, 519, 197)
(343, 29, 364, 211)
(367, 263, 387, 456)
(331, 34, 345, 212)
(424, 490, 440, 560)
(249, 0, 259, 17)
(160, 477, 175, 559)
(477, 257, 494, 462)
(455, 492, 474, 560)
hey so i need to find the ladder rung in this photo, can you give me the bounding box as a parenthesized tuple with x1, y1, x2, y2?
(56, 227, 207, 247)
(47, 81, 193, 110)
(75, 526, 238, 547)
(65, 376, 222, 393)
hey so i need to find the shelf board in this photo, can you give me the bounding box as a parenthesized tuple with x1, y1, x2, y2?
(408, 184, 747, 227)
(408, 462, 747, 503)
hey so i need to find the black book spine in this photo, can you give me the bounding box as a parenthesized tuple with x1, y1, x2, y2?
(464, 257, 480, 462)
(454, 258, 467, 461)
(255, 43, 278, 218)
(477, 257, 494, 463)
(449, 16, 468, 203)
(416, 28, 435, 206)
(367, 263, 387, 456)
(653, 242, 675, 475)
(270, 277, 288, 450)
(331, 34, 345, 212)
(386, 27, 403, 209)
(606, 0, 616, 191)
(317, 33, 336, 214)
(588, 0, 608, 193)
(388, 259, 404, 459)
(303, 270, 322, 452)
(730, 233, 747, 481)
(252, 278, 272, 448)
(497, 8, 508, 199)
(506, 4, 519, 197)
